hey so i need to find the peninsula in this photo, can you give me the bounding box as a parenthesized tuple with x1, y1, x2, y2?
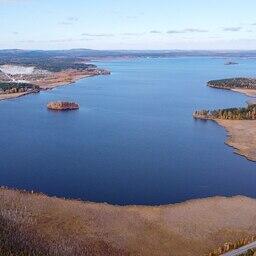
(194, 104, 256, 161)
(0, 187, 256, 256)
(0, 56, 110, 101)
(193, 104, 256, 120)
(207, 78, 256, 97)
(0, 82, 40, 100)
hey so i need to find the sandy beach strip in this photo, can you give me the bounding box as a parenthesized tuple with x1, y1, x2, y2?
(231, 88, 256, 97)
(0, 91, 37, 101)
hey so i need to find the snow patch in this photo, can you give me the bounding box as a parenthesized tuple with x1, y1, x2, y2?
(0, 65, 50, 75)
(0, 65, 35, 75)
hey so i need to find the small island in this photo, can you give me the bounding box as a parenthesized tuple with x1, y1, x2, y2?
(47, 101, 79, 111)
(224, 61, 238, 65)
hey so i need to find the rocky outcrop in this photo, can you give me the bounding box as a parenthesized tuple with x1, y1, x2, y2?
(47, 101, 79, 111)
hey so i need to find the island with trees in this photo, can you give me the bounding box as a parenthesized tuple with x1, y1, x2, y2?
(47, 101, 79, 111)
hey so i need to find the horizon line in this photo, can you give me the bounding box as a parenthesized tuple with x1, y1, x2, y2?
(1, 48, 256, 52)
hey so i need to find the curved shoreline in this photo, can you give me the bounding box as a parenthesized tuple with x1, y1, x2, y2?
(231, 88, 256, 97)
(193, 114, 256, 162)
(193, 117, 256, 162)
(215, 119, 256, 162)
(194, 79, 256, 162)
(0, 69, 110, 101)
(0, 187, 256, 256)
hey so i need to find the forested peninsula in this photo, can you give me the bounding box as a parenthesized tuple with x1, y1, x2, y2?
(193, 104, 256, 120)
(208, 78, 256, 90)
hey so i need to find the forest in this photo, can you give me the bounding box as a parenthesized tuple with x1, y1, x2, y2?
(193, 104, 256, 120)
(208, 78, 256, 89)
(0, 82, 39, 94)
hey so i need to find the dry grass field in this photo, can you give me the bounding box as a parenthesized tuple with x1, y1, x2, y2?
(0, 188, 256, 256)
(216, 120, 256, 162)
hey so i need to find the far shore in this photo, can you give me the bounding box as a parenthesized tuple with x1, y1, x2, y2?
(0, 69, 110, 101)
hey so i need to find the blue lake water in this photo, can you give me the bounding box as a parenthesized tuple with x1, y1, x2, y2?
(0, 57, 255, 205)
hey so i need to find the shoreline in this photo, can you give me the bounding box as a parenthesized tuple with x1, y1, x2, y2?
(208, 84, 256, 97)
(193, 114, 256, 162)
(0, 186, 256, 256)
(0, 69, 110, 101)
(231, 88, 256, 97)
(194, 86, 256, 162)
(215, 119, 256, 162)
(194, 115, 256, 162)
(0, 89, 40, 101)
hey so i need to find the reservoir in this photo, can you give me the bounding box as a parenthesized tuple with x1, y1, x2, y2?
(0, 57, 255, 205)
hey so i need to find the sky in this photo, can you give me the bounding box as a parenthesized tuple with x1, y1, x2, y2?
(1, 0, 256, 50)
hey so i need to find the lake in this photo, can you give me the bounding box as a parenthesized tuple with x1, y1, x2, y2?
(0, 57, 255, 205)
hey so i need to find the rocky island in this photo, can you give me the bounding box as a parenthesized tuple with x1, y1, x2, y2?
(207, 78, 256, 96)
(47, 101, 79, 111)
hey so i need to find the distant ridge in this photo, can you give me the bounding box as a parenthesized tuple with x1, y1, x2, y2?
(1, 49, 256, 59)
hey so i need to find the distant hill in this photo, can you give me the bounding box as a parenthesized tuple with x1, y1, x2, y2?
(1, 49, 256, 59)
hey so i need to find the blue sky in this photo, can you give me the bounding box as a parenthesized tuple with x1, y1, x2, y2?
(1, 0, 256, 50)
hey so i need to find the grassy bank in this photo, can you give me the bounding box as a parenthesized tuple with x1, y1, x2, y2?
(0, 188, 256, 255)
